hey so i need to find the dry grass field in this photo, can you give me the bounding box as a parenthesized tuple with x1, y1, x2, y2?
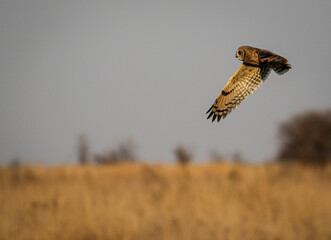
(0, 162, 330, 240)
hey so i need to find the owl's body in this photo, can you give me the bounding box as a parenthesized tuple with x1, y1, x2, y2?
(207, 46, 291, 122)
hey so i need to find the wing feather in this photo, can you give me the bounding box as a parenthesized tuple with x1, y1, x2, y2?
(207, 64, 270, 122)
(257, 49, 291, 75)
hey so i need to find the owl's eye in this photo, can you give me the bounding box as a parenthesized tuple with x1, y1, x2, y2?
(236, 49, 244, 60)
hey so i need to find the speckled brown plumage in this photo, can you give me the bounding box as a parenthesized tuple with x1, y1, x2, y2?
(207, 46, 291, 122)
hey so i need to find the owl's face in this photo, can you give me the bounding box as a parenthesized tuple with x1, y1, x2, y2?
(236, 48, 245, 61)
(236, 46, 260, 66)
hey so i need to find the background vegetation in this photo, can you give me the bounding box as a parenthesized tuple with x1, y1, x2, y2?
(277, 110, 331, 165)
(1, 109, 331, 240)
(1, 163, 330, 240)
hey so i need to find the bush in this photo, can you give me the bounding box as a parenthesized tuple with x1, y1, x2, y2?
(174, 145, 193, 165)
(277, 110, 331, 165)
(77, 134, 89, 165)
(209, 149, 224, 163)
(94, 151, 119, 165)
(94, 139, 137, 165)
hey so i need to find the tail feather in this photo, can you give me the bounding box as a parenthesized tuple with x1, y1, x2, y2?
(272, 62, 291, 75)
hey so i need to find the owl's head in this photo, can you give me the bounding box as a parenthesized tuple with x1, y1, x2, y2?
(235, 46, 260, 65)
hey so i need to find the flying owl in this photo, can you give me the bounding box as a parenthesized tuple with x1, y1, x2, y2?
(206, 46, 291, 122)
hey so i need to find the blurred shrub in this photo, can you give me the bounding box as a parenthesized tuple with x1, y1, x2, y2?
(117, 140, 137, 161)
(77, 134, 89, 165)
(277, 110, 331, 165)
(209, 149, 224, 163)
(94, 150, 119, 165)
(9, 157, 21, 168)
(94, 139, 137, 165)
(231, 151, 243, 163)
(174, 145, 193, 165)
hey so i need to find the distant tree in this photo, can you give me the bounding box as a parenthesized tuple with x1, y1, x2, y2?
(174, 145, 193, 165)
(117, 139, 137, 162)
(232, 151, 243, 163)
(9, 157, 21, 168)
(94, 139, 137, 165)
(94, 150, 118, 165)
(277, 110, 331, 165)
(77, 134, 89, 165)
(209, 149, 224, 163)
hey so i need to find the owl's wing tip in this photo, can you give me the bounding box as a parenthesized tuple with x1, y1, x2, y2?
(207, 110, 213, 119)
(206, 111, 225, 123)
(206, 106, 213, 114)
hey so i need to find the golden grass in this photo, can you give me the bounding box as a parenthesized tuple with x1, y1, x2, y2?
(0, 162, 330, 240)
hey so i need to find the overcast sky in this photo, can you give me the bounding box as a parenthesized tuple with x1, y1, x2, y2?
(1, 1, 330, 165)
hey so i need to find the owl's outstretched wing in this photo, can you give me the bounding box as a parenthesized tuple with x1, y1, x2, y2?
(206, 64, 270, 122)
(257, 49, 291, 75)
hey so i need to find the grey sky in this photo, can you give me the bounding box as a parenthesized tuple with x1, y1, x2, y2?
(1, 1, 330, 164)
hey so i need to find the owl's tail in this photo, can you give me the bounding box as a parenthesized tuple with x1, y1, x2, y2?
(271, 62, 291, 75)
(258, 50, 291, 75)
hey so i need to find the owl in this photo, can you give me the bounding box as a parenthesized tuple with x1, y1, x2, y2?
(206, 46, 291, 122)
